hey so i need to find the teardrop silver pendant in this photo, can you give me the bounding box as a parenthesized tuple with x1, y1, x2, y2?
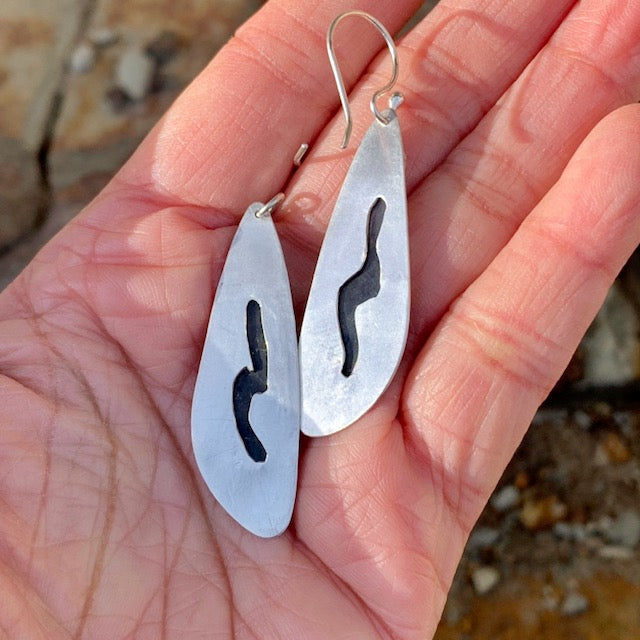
(191, 200, 299, 537)
(299, 107, 409, 437)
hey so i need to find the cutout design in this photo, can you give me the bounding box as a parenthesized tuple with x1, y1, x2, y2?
(338, 197, 386, 377)
(299, 110, 409, 437)
(191, 203, 299, 538)
(232, 299, 268, 462)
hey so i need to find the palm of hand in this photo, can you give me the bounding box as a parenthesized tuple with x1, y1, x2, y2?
(1, 1, 639, 638)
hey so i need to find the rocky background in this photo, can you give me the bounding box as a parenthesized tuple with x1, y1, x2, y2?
(1, 1, 639, 638)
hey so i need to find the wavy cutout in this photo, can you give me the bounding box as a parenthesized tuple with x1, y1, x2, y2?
(338, 197, 386, 377)
(232, 299, 268, 462)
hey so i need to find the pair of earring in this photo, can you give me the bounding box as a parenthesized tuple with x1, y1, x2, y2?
(191, 11, 410, 537)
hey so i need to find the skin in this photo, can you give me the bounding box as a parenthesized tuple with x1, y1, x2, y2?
(1, 0, 639, 638)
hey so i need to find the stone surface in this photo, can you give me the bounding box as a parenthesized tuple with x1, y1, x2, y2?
(115, 46, 155, 100)
(467, 527, 501, 553)
(580, 282, 640, 385)
(69, 42, 97, 74)
(561, 592, 589, 617)
(606, 511, 640, 549)
(471, 566, 500, 595)
(87, 26, 119, 47)
(490, 485, 520, 513)
(0, 0, 90, 250)
(49, 0, 265, 190)
(520, 496, 568, 531)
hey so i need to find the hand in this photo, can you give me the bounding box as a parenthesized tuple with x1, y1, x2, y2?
(1, 1, 639, 638)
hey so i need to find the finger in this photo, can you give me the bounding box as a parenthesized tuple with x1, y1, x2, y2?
(404, 105, 640, 549)
(283, 0, 577, 230)
(407, 0, 640, 340)
(108, 0, 425, 215)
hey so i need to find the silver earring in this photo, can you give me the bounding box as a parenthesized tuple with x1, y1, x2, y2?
(191, 194, 299, 538)
(299, 11, 410, 437)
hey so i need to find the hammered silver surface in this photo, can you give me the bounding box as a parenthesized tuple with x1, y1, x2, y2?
(191, 204, 299, 537)
(299, 111, 409, 437)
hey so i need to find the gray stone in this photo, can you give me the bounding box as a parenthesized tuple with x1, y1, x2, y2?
(69, 42, 96, 74)
(573, 410, 592, 430)
(471, 566, 500, 595)
(490, 485, 520, 512)
(115, 46, 156, 101)
(467, 527, 500, 552)
(598, 545, 635, 560)
(87, 27, 118, 48)
(606, 510, 640, 548)
(553, 522, 586, 542)
(580, 282, 640, 384)
(561, 592, 589, 617)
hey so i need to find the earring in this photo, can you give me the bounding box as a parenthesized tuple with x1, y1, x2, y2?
(299, 11, 409, 437)
(191, 194, 300, 538)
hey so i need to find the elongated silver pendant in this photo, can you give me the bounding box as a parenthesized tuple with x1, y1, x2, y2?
(191, 202, 299, 537)
(299, 108, 409, 437)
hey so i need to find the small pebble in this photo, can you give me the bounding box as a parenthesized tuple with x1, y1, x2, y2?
(471, 566, 500, 595)
(69, 42, 96, 74)
(88, 26, 118, 47)
(573, 410, 592, 430)
(491, 485, 520, 513)
(520, 495, 568, 530)
(598, 545, 635, 560)
(613, 411, 636, 436)
(146, 30, 181, 65)
(467, 527, 500, 552)
(541, 584, 560, 611)
(115, 47, 156, 101)
(599, 432, 632, 464)
(553, 521, 586, 542)
(561, 592, 589, 617)
(606, 510, 640, 548)
(586, 515, 613, 537)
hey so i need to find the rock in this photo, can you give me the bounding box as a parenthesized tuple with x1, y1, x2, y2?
(541, 584, 560, 611)
(605, 510, 640, 548)
(596, 432, 632, 465)
(553, 521, 586, 542)
(471, 566, 500, 595)
(146, 30, 182, 65)
(87, 26, 118, 48)
(561, 591, 589, 617)
(613, 411, 637, 437)
(520, 496, 568, 530)
(50, 0, 266, 192)
(573, 410, 592, 430)
(491, 485, 520, 512)
(115, 46, 156, 101)
(586, 515, 613, 537)
(0, 0, 89, 249)
(467, 527, 500, 552)
(69, 42, 96, 74)
(580, 282, 640, 384)
(598, 545, 635, 560)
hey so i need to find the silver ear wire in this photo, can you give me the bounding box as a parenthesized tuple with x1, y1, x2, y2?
(327, 10, 401, 149)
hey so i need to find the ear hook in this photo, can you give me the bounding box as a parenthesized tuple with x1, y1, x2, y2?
(327, 10, 401, 149)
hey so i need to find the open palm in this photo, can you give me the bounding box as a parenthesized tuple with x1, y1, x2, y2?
(1, 1, 639, 638)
